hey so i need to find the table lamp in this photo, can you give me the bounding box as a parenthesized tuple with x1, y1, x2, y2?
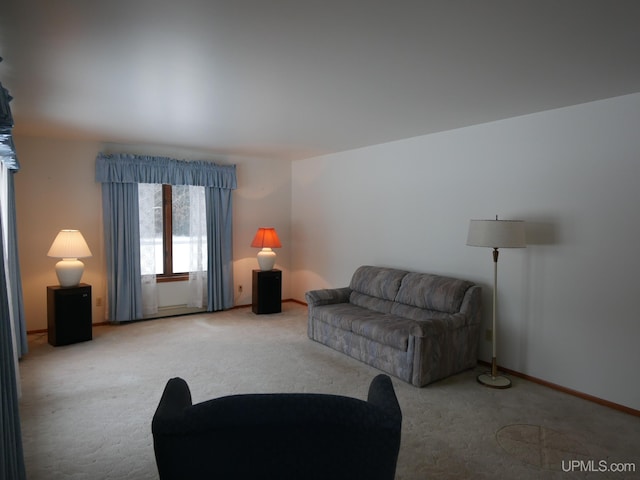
(251, 227, 281, 271)
(47, 229, 92, 287)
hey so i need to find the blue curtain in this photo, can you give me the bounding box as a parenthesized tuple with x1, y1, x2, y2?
(206, 186, 234, 310)
(7, 173, 27, 357)
(0, 79, 27, 479)
(0, 212, 26, 480)
(96, 153, 237, 321)
(0, 137, 25, 355)
(101, 182, 143, 322)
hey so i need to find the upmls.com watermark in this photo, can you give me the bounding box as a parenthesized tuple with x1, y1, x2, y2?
(561, 460, 636, 473)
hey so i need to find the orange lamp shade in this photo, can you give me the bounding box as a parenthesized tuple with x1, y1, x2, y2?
(250, 228, 282, 249)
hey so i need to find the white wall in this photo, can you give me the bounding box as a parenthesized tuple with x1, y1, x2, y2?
(14, 137, 292, 331)
(291, 93, 640, 411)
(15, 137, 107, 329)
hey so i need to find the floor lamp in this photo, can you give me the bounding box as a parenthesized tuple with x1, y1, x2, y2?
(467, 216, 526, 388)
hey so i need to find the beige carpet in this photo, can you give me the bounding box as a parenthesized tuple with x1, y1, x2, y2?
(19, 303, 639, 479)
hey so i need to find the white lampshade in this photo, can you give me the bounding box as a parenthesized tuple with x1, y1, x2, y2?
(47, 229, 92, 258)
(47, 230, 92, 287)
(466, 219, 526, 248)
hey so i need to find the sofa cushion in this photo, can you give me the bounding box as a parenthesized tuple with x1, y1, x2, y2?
(349, 292, 396, 314)
(311, 303, 413, 351)
(394, 273, 473, 314)
(351, 316, 415, 351)
(349, 266, 407, 301)
(312, 303, 389, 332)
(389, 302, 455, 322)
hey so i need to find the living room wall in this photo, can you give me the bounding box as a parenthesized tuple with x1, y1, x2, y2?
(13, 137, 292, 331)
(291, 92, 640, 411)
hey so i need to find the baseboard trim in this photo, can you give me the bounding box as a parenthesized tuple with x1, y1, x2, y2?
(479, 360, 639, 417)
(286, 298, 307, 306)
(26, 328, 48, 334)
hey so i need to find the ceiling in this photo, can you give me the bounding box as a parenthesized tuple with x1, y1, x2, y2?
(2, 0, 640, 160)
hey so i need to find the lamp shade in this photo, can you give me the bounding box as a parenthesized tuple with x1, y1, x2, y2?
(250, 228, 282, 249)
(47, 230, 93, 258)
(466, 219, 526, 248)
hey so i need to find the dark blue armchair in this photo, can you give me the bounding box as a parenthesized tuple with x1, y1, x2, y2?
(152, 374, 402, 479)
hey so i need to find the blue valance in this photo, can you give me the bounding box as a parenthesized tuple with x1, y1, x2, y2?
(95, 153, 237, 189)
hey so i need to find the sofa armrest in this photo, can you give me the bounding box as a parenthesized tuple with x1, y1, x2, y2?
(459, 285, 482, 326)
(305, 287, 351, 306)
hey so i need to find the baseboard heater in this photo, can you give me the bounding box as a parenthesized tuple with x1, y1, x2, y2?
(144, 304, 206, 319)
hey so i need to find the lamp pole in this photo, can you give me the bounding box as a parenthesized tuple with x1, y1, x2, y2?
(490, 247, 499, 379)
(476, 244, 511, 388)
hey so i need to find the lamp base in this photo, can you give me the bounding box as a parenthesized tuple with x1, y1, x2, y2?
(477, 356, 511, 389)
(256, 248, 276, 271)
(477, 372, 511, 389)
(55, 258, 85, 287)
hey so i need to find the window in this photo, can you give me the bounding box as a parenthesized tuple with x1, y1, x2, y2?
(139, 183, 206, 281)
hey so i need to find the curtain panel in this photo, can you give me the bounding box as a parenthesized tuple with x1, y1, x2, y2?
(206, 185, 234, 311)
(101, 182, 144, 322)
(7, 172, 27, 358)
(0, 220, 26, 480)
(187, 186, 207, 309)
(0, 132, 26, 357)
(96, 153, 237, 322)
(0, 83, 27, 479)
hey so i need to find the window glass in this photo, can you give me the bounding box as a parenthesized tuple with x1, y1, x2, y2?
(172, 185, 191, 273)
(138, 183, 206, 276)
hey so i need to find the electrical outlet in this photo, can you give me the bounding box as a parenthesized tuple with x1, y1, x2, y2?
(485, 329, 492, 341)
(96, 297, 103, 307)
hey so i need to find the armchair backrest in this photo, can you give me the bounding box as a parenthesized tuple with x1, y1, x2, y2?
(152, 374, 402, 480)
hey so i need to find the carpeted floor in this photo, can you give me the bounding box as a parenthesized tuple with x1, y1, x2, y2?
(19, 303, 639, 479)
